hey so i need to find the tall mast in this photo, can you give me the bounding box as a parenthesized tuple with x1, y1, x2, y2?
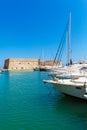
(67, 12, 71, 65)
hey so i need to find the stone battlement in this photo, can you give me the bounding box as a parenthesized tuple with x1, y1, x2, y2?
(7, 58, 39, 62)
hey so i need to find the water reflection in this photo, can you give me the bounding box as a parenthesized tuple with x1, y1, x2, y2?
(0, 71, 10, 95)
(0, 71, 87, 130)
(55, 95, 87, 129)
(56, 95, 87, 115)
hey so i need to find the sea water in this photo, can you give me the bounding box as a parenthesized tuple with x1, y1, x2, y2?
(0, 71, 87, 130)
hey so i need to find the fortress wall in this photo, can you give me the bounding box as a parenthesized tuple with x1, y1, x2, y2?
(4, 58, 62, 71)
(4, 58, 39, 71)
(39, 60, 62, 66)
(45, 60, 62, 66)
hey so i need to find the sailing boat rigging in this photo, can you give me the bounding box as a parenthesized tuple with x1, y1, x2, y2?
(39, 50, 47, 71)
(52, 12, 72, 69)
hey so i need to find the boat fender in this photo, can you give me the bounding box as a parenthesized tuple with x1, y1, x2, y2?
(84, 82, 87, 93)
(53, 77, 58, 82)
(84, 82, 86, 87)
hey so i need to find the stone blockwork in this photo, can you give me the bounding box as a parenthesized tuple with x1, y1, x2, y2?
(45, 60, 62, 66)
(4, 58, 62, 71)
(40, 60, 62, 67)
(4, 58, 40, 71)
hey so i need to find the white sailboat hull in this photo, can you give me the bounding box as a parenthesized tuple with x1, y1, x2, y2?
(43, 79, 87, 100)
(54, 84, 86, 99)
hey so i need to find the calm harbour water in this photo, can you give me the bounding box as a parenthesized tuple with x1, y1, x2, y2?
(0, 71, 87, 130)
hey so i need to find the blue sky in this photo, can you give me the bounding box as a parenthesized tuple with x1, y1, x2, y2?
(0, 0, 87, 67)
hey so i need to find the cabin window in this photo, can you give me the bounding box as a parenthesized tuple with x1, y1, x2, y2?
(21, 67, 24, 69)
(19, 63, 21, 64)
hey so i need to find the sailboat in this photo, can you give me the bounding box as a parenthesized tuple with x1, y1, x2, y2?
(43, 12, 87, 100)
(34, 51, 48, 71)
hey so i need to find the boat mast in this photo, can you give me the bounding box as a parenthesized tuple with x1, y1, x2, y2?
(67, 12, 71, 65)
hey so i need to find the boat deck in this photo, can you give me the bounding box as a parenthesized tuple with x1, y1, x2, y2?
(43, 77, 87, 87)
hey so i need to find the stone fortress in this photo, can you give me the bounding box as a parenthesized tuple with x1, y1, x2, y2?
(4, 58, 62, 71)
(4, 58, 40, 71)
